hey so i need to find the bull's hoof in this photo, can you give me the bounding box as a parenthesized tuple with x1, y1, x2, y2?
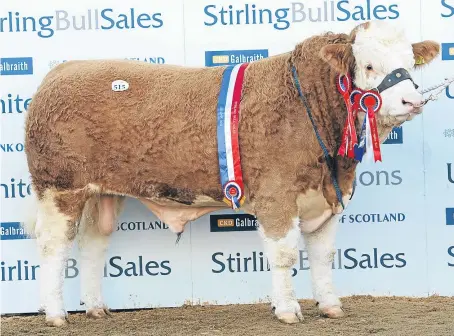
(87, 307, 112, 319)
(320, 306, 345, 319)
(45, 316, 67, 327)
(276, 312, 303, 324)
(272, 301, 304, 324)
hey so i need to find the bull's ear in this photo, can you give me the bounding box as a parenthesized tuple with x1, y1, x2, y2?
(320, 43, 352, 75)
(412, 40, 440, 68)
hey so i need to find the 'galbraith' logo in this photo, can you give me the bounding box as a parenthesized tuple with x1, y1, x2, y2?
(383, 126, 403, 145)
(205, 49, 268, 67)
(210, 214, 259, 232)
(1, 222, 30, 240)
(0, 57, 34, 76)
(442, 43, 454, 61)
(445, 208, 454, 225)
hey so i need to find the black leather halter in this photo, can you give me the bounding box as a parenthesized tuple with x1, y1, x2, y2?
(375, 68, 419, 93)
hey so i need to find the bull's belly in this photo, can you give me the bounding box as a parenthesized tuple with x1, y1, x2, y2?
(94, 191, 231, 236)
(92, 181, 242, 235)
(117, 192, 231, 234)
(139, 195, 229, 233)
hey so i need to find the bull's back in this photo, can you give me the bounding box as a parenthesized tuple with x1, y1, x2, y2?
(25, 59, 229, 199)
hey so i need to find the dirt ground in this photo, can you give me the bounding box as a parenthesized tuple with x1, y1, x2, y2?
(2, 296, 453, 336)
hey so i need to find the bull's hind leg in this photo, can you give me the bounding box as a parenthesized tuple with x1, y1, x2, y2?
(303, 214, 344, 318)
(78, 194, 125, 318)
(35, 188, 87, 327)
(255, 199, 303, 324)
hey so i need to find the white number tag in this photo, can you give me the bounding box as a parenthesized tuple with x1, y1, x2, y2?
(112, 80, 129, 92)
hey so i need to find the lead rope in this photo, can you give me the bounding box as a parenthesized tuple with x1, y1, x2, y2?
(418, 75, 454, 106)
(291, 66, 345, 210)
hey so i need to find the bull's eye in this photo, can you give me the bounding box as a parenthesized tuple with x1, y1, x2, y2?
(366, 64, 373, 71)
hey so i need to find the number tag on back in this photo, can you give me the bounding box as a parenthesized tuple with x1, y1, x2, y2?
(112, 80, 129, 92)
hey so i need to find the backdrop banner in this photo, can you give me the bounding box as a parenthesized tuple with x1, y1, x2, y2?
(1, 0, 453, 314)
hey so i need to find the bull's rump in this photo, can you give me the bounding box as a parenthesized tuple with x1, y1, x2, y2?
(24, 59, 234, 202)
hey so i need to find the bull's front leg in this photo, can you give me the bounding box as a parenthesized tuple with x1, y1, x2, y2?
(302, 214, 344, 318)
(255, 202, 303, 324)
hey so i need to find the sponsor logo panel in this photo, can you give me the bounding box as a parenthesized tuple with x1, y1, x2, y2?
(441, 43, 454, 61)
(354, 169, 403, 187)
(0, 222, 30, 240)
(0, 177, 32, 199)
(0, 57, 33, 76)
(203, 2, 400, 30)
(212, 247, 407, 277)
(340, 212, 405, 224)
(125, 57, 166, 64)
(0, 260, 40, 281)
(2, 2, 450, 304)
(1, 143, 25, 153)
(205, 49, 268, 67)
(210, 214, 259, 232)
(383, 126, 403, 144)
(0, 219, 170, 241)
(445, 208, 454, 225)
(1, 93, 32, 114)
(0, 255, 172, 281)
(116, 220, 169, 231)
(0, 9, 164, 39)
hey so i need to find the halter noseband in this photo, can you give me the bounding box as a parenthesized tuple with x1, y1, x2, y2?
(375, 68, 419, 93)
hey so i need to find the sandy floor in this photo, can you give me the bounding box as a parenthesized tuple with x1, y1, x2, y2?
(2, 296, 454, 336)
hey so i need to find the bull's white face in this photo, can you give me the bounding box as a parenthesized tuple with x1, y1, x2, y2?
(352, 21, 424, 123)
(320, 21, 440, 128)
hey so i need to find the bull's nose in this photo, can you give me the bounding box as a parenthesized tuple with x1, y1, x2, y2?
(402, 97, 424, 108)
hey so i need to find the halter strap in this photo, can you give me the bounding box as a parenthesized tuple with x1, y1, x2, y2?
(376, 68, 419, 93)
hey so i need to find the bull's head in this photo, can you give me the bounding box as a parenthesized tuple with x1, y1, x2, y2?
(320, 20, 440, 127)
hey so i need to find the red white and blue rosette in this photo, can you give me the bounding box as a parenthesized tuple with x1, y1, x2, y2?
(216, 63, 249, 209)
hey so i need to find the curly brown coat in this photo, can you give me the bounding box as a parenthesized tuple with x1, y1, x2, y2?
(24, 23, 439, 238)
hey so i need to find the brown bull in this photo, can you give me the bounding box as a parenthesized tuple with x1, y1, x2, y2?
(23, 20, 439, 326)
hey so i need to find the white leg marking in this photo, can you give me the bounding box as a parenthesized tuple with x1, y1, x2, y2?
(303, 214, 344, 318)
(78, 196, 122, 318)
(35, 190, 74, 327)
(258, 218, 303, 324)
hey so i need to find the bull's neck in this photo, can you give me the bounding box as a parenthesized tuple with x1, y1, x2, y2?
(289, 58, 352, 157)
(289, 59, 398, 159)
